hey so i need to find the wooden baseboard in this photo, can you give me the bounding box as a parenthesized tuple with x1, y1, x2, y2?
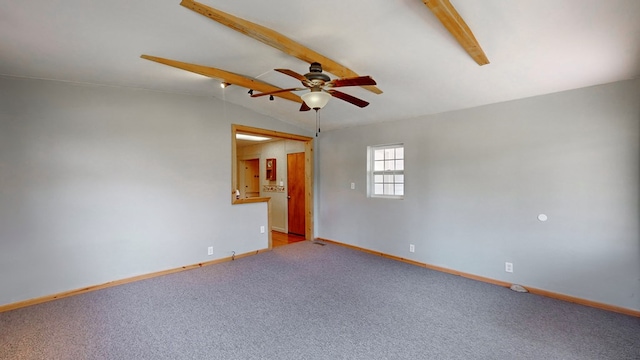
(0, 248, 270, 313)
(318, 238, 640, 318)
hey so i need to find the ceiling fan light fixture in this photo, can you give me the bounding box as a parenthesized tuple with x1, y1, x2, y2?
(301, 90, 331, 110)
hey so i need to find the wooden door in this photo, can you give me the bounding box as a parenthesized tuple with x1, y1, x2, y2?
(244, 159, 260, 198)
(287, 152, 305, 236)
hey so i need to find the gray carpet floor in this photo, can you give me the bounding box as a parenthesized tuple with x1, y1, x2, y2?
(1, 241, 639, 360)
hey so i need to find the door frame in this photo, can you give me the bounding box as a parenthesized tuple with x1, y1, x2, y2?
(231, 124, 314, 243)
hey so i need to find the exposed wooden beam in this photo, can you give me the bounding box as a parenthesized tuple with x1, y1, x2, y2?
(423, 0, 490, 66)
(140, 55, 304, 104)
(179, 0, 382, 94)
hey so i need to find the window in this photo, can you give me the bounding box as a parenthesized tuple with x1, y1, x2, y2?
(368, 144, 404, 198)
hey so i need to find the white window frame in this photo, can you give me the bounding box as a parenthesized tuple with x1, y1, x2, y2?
(367, 143, 404, 199)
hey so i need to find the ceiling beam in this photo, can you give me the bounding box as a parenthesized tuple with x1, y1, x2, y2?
(423, 0, 489, 66)
(179, 0, 382, 94)
(140, 55, 304, 104)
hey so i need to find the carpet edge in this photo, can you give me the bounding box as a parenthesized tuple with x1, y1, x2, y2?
(0, 248, 270, 313)
(318, 238, 640, 318)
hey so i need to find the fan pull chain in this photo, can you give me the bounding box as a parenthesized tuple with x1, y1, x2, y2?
(315, 109, 321, 137)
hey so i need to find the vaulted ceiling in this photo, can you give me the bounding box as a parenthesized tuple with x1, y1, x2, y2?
(2, 1, 639, 131)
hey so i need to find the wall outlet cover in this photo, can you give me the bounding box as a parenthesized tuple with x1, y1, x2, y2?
(505, 262, 513, 273)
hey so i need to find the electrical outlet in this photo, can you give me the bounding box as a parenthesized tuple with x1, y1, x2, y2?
(350, 182, 355, 190)
(505, 262, 513, 273)
(260, 226, 265, 234)
(409, 244, 415, 253)
(207, 246, 213, 256)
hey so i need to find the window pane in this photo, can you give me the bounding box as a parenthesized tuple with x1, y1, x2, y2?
(384, 160, 395, 171)
(374, 149, 385, 161)
(384, 148, 395, 159)
(395, 147, 404, 159)
(395, 159, 404, 171)
(395, 184, 404, 195)
(384, 184, 394, 195)
(374, 184, 384, 194)
(374, 160, 385, 171)
(384, 174, 394, 183)
(374, 174, 384, 183)
(395, 174, 404, 183)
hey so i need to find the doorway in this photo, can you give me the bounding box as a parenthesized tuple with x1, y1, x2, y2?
(231, 124, 314, 246)
(243, 159, 260, 198)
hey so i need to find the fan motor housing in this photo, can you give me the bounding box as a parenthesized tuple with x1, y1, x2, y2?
(305, 62, 330, 83)
(305, 73, 330, 83)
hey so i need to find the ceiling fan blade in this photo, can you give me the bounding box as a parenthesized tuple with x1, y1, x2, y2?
(326, 76, 377, 88)
(251, 87, 305, 98)
(140, 55, 304, 104)
(275, 69, 308, 83)
(299, 102, 311, 111)
(422, 0, 489, 65)
(180, 0, 382, 94)
(327, 90, 370, 108)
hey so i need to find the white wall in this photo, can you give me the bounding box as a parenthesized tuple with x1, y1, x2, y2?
(317, 78, 640, 311)
(0, 76, 311, 306)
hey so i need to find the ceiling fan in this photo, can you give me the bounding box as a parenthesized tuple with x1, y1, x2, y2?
(250, 62, 377, 111)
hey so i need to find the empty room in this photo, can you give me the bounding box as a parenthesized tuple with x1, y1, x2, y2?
(1, 0, 639, 359)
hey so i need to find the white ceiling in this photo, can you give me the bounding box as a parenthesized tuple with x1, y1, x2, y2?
(2, 0, 639, 132)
